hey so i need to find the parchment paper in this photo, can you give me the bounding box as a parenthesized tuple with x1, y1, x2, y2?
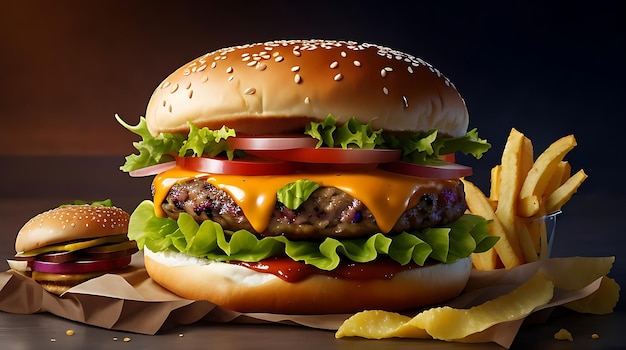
(0, 255, 613, 348)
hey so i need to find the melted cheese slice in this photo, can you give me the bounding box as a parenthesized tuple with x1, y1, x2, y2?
(153, 166, 457, 234)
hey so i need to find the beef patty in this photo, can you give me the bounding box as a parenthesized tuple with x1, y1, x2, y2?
(158, 179, 466, 240)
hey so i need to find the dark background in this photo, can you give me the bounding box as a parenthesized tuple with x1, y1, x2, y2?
(1, 0, 626, 336)
(1, 1, 624, 200)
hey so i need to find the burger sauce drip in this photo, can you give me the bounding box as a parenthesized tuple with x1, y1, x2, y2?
(234, 256, 418, 283)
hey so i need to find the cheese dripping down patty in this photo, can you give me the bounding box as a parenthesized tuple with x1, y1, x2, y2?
(152, 166, 461, 234)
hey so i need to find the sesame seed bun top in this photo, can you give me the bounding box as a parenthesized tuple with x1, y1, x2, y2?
(145, 39, 469, 137)
(15, 205, 130, 253)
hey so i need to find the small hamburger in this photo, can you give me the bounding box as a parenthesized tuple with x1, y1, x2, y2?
(118, 39, 496, 314)
(8, 201, 138, 295)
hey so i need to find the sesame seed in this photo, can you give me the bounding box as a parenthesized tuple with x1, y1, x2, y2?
(407, 66, 414, 74)
(197, 64, 207, 72)
(294, 74, 302, 84)
(402, 95, 409, 108)
(380, 69, 387, 78)
(244, 87, 256, 95)
(353, 60, 361, 67)
(275, 56, 284, 62)
(201, 74, 209, 83)
(162, 81, 170, 89)
(256, 63, 267, 71)
(291, 66, 300, 72)
(340, 51, 347, 57)
(246, 61, 257, 67)
(330, 61, 339, 69)
(211, 62, 217, 69)
(170, 84, 179, 93)
(304, 97, 310, 104)
(242, 56, 251, 62)
(383, 87, 389, 95)
(384, 66, 393, 72)
(226, 66, 233, 73)
(228, 76, 234, 81)
(333, 73, 343, 81)
(293, 50, 301, 57)
(188, 90, 193, 99)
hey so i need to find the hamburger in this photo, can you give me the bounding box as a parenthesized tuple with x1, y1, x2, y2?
(8, 201, 138, 295)
(117, 39, 496, 314)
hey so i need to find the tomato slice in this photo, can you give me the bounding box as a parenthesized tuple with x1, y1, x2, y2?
(247, 148, 401, 164)
(228, 135, 318, 151)
(439, 153, 456, 163)
(380, 161, 473, 179)
(176, 156, 300, 175)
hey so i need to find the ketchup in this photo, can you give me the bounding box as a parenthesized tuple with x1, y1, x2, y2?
(234, 256, 420, 282)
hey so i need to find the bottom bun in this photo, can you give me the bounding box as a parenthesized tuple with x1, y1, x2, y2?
(144, 248, 472, 314)
(32, 270, 106, 295)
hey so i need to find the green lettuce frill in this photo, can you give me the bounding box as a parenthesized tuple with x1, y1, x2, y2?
(128, 200, 498, 270)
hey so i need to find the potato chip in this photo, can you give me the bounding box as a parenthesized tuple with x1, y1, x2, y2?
(409, 272, 553, 340)
(564, 276, 621, 315)
(543, 256, 615, 290)
(334, 310, 417, 339)
(336, 272, 554, 340)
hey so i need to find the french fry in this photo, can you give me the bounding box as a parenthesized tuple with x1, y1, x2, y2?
(489, 165, 501, 202)
(543, 161, 571, 198)
(462, 179, 523, 269)
(472, 248, 498, 271)
(545, 169, 588, 213)
(517, 220, 539, 263)
(518, 195, 540, 218)
(518, 135, 577, 217)
(494, 129, 527, 265)
(464, 129, 586, 270)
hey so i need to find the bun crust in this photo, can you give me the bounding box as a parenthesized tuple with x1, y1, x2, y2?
(144, 249, 472, 314)
(15, 205, 130, 253)
(146, 39, 469, 137)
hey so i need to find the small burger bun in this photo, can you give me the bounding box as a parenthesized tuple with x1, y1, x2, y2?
(10, 204, 135, 295)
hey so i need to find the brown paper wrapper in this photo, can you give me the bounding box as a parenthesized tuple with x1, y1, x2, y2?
(0, 255, 610, 348)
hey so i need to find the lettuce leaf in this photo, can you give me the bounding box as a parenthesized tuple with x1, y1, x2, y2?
(178, 122, 235, 158)
(117, 114, 490, 171)
(128, 200, 496, 270)
(276, 180, 320, 210)
(116, 115, 235, 172)
(304, 115, 490, 164)
(305, 115, 383, 149)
